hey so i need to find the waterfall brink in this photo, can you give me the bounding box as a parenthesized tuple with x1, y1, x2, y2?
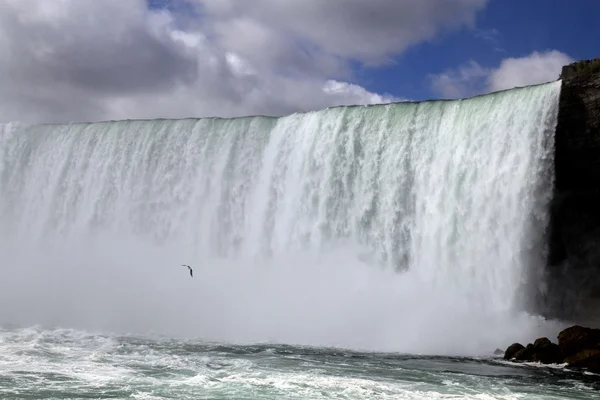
(0, 81, 564, 355)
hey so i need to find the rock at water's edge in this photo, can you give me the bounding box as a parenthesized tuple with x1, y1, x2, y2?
(513, 344, 535, 361)
(558, 325, 600, 356)
(504, 343, 525, 360)
(506, 338, 562, 364)
(530, 338, 562, 364)
(503, 325, 600, 372)
(564, 349, 600, 373)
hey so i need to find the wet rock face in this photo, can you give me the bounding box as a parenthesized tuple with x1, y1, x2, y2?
(504, 325, 600, 373)
(543, 58, 600, 323)
(555, 62, 600, 194)
(558, 325, 600, 356)
(564, 349, 600, 372)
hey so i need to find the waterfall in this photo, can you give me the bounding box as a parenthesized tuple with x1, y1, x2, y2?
(0, 81, 563, 354)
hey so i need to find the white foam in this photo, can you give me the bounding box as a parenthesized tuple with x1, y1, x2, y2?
(178, 370, 532, 400)
(1, 326, 596, 400)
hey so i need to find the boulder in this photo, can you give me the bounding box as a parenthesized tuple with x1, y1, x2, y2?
(503, 325, 600, 371)
(513, 343, 535, 361)
(557, 325, 600, 357)
(530, 338, 562, 364)
(505, 338, 562, 364)
(534, 337, 552, 346)
(564, 349, 600, 373)
(504, 343, 525, 360)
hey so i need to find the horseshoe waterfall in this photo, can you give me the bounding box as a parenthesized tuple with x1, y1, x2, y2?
(0, 81, 563, 356)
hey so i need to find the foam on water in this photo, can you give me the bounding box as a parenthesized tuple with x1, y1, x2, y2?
(1, 327, 597, 399)
(0, 81, 564, 355)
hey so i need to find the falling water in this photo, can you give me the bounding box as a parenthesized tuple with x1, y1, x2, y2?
(0, 81, 563, 354)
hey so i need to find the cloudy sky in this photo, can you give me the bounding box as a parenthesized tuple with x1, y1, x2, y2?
(0, 0, 596, 124)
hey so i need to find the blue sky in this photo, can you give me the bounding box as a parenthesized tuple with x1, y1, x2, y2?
(362, 0, 598, 100)
(146, 0, 596, 102)
(0, 0, 595, 123)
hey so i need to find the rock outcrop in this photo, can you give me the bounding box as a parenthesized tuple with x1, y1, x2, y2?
(558, 325, 600, 356)
(541, 57, 600, 323)
(504, 337, 561, 364)
(504, 343, 525, 360)
(504, 325, 600, 373)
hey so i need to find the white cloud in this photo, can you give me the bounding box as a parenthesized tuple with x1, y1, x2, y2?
(0, 0, 488, 123)
(197, 0, 488, 65)
(473, 28, 499, 43)
(323, 81, 400, 105)
(430, 50, 574, 99)
(488, 50, 574, 92)
(472, 27, 505, 53)
(430, 60, 491, 99)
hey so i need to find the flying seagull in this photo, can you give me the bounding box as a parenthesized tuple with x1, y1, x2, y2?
(182, 264, 193, 278)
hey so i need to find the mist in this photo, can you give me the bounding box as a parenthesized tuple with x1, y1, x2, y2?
(0, 233, 566, 356)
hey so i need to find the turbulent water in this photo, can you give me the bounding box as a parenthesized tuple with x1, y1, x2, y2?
(0, 80, 593, 398)
(1, 326, 599, 399)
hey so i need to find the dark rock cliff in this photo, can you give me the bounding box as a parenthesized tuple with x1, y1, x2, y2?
(541, 58, 600, 325)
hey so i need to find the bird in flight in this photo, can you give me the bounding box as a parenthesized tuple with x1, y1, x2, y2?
(182, 264, 193, 278)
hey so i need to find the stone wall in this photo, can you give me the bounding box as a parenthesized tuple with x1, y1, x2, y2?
(543, 58, 600, 325)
